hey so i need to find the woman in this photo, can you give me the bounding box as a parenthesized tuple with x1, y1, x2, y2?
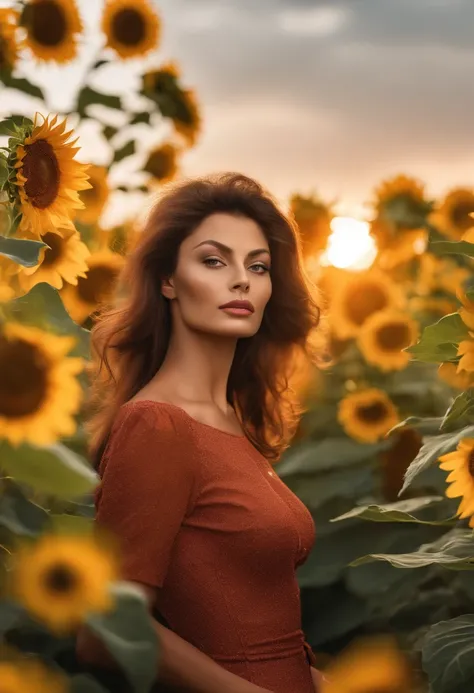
(77, 173, 322, 692)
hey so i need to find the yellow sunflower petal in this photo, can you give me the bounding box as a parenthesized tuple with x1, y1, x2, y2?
(357, 309, 418, 372)
(22, 0, 83, 64)
(0, 8, 20, 71)
(338, 388, 399, 443)
(430, 187, 474, 240)
(102, 0, 161, 60)
(0, 323, 83, 447)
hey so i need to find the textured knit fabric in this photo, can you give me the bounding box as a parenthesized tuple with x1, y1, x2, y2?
(95, 400, 317, 693)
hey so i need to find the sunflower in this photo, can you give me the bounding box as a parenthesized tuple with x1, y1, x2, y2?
(0, 9, 20, 72)
(102, 0, 160, 60)
(456, 286, 474, 330)
(439, 438, 474, 528)
(375, 228, 427, 270)
(322, 637, 413, 693)
(438, 362, 474, 390)
(457, 338, 474, 374)
(93, 221, 142, 255)
(330, 270, 404, 339)
(13, 114, 90, 237)
(0, 323, 83, 447)
(290, 193, 333, 257)
(144, 143, 178, 184)
(0, 658, 67, 693)
(76, 165, 110, 224)
(357, 310, 418, 372)
(22, 0, 83, 64)
(61, 250, 124, 324)
(380, 428, 423, 501)
(18, 228, 90, 292)
(409, 296, 457, 320)
(430, 188, 474, 240)
(338, 388, 399, 443)
(10, 534, 118, 634)
(372, 174, 431, 229)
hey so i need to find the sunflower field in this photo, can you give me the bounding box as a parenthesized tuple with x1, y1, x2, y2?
(0, 1, 201, 691)
(282, 177, 474, 692)
(1, 3, 474, 693)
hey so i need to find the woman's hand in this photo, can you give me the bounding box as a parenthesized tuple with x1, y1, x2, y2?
(310, 665, 327, 692)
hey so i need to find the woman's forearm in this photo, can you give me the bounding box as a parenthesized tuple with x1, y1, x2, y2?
(76, 619, 272, 693)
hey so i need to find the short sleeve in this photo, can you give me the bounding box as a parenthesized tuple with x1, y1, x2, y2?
(94, 403, 196, 588)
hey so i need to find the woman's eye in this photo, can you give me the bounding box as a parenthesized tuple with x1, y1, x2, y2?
(203, 257, 224, 267)
(251, 263, 270, 273)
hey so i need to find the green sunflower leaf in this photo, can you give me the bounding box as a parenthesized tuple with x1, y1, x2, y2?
(422, 615, 474, 692)
(77, 87, 122, 117)
(0, 483, 49, 536)
(129, 111, 151, 125)
(400, 424, 474, 494)
(331, 496, 455, 526)
(0, 236, 46, 267)
(0, 72, 44, 100)
(351, 529, 474, 569)
(70, 675, 108, 693)
(430, 240, 474, 259)
(441, 391, 474, 432)
(407, 313, 469, 363)
(113, 140, 135, 163)
(0, 441, 98, 500)
(9, 282, 90, 359)
(86, 583, 159, 693)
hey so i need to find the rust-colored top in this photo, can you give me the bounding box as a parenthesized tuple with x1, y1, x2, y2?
(95, 400, 317, 692)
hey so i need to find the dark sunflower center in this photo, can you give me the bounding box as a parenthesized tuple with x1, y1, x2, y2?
(0, 337, 48, 418)
(376, 322, 412, 351)
(22, 139, 60, 209)
(144, 149, 174, 180)
(112, 8, 146, 46)
(357, 401, 388, 423)
(345, 283, 388, 326)
(43, 563, 78, 593)
(451, 201, 474, 231)
(26, 1, 67, 47)
(41, 232, 64, 268)
(468, 450, 474, 478)
(76, 265, 119, 306)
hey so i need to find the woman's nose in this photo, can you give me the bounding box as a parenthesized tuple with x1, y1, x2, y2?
(232, 272, 250, 293)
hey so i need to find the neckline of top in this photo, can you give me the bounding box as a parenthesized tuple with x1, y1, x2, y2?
(122, 399, 247, 440)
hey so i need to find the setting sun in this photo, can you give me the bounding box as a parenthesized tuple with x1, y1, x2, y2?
(321, 216, 377, 270)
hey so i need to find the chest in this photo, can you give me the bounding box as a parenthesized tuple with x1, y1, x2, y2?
(188, 438, 316, 569)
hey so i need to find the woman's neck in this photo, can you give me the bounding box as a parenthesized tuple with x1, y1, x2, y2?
(148, 326, 238, 412)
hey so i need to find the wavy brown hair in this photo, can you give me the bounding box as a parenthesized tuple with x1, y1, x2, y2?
(87, 172, 320, 467)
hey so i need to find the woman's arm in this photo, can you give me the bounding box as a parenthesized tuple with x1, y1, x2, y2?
(76, 584, 272, 693)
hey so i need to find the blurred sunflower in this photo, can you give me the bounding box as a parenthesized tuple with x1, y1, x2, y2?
(0, 8, 20, 71)
(144, 142, 178, 184)
(439, 438, 474, 528)
(18, 228, 90, 292)
(409, 296, 457, 320)
(10, 534, 118, 633)
(76, 165, 110, 224)
(0, 323, 83, 446)
(381, 428, 423, 501)
(21, 0, 83, 63)
(456, 286, 474, 330)
(61, 250, 124, 324)
(357, 310, 418, 372)
(330, 270, 404, 339)
(102, 0, 160, 60)
(322, 637, 413, 693)
(457, 338, 474, 373)
(94, 221, 142, 255)
(430, 188, 474, 240)
(416, 253, 470, 298)
(375, 228, 427, 270)
(372, 174, 431, 229)
(438, 362, 474, 390)
(338, 388, 399, 443)
(290, 193, 333, 257)
(12, 114, 90, 237)
(0, 658, 67, 693)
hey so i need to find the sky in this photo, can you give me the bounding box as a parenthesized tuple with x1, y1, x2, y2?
(2, 0, 473, 220)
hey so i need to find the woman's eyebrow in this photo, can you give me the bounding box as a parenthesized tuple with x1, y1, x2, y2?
(193, 239, 270, 258)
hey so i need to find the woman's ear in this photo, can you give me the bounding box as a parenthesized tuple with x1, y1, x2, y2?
(161, 276, 176, 300)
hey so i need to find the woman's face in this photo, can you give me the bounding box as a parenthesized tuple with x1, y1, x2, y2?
(163, 213, 272, 338)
